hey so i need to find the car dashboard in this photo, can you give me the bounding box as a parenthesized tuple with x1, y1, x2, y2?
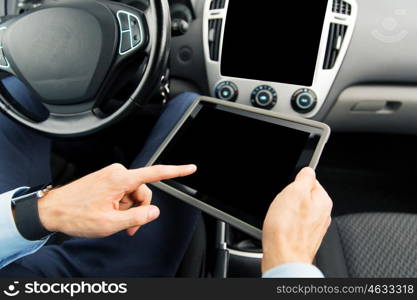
(170, 0, 417, 135)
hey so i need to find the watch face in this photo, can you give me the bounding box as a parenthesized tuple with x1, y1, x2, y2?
(24, 184, 51, 195)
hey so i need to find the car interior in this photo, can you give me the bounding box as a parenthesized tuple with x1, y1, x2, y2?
(0, 0, 416, 278)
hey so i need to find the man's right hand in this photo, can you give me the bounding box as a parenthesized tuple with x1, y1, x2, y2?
(262, 168, 333, 273)
(37, 164, 197, 238)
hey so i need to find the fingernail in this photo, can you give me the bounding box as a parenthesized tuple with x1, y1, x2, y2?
(147, 206, 160, 221)
(187, 164, 197, 172)
(304, 167, 315, 175)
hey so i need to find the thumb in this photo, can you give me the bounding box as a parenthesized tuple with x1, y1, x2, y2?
(116, 205, 160, 230)
(295, 167, 316, 187)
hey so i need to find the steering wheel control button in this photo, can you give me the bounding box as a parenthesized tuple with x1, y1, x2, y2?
(130, 18, 142, 46)
(0, 27, 8, 68)
(117, 11, 144, 55)
(215, 81, 238, 102)
(118, 13, 129, 31)
(251, 85, 277, 109)
(120, 32, 132, 53)
(0, 47, 8, 68)
(0, 49, 8, 68)
(291, 89, 317, 114)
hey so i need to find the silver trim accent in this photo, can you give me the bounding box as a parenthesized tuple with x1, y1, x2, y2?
(217, 221, 228, 250)
(218, 221, 263, 259)
(203, 0, 358, 119)
(116, 10, 144, 55)
(228, 249, 263, 259)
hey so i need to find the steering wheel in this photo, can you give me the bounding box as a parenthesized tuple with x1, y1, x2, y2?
(0, 0, 171, 137)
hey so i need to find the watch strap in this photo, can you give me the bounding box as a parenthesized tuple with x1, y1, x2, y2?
(14, 189, 53, 241)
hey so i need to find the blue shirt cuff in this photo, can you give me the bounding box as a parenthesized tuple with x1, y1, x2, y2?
(262, 263, 325, 278)
(0, 188, 50, 269)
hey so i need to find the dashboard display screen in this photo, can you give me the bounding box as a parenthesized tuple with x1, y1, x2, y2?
(221, 1, 328, 86)
(155, 103, 321, 229)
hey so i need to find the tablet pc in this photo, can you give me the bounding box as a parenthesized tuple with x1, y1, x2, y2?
(147, 97, 330, 239)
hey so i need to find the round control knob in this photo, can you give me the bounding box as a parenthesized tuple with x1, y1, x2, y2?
(171, 3, 192, 36)
(291, 89, 317, 114)
(215, 81, 239, 102)
(251, 85, 277, 109)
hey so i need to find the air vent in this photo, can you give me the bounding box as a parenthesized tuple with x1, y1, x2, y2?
(210, 0, 226, 10)
(208, 19, 223, 61)
(323, 23, 348, 69)
(333, 0, 352, 15)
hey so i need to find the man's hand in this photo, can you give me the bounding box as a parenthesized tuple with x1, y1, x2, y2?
(37, 164, 197, 238)
(262, 167, 333, 273)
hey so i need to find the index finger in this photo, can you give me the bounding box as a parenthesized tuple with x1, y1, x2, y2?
(129, 164, 197, 185)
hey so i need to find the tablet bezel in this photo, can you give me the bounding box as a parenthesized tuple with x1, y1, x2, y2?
(147, 96, 330, 239)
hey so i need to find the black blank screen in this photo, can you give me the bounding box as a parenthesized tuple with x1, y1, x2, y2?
(221, 1, 328, 86)
(156, 105, 311, 229)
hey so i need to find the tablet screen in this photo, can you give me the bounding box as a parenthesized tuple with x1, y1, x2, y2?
(155, 103, 321, 229)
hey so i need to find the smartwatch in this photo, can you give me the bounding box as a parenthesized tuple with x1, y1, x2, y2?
(12, 184, 54, 241)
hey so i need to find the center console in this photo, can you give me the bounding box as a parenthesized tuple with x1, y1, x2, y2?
(203, 0, 358, 277)
(203, 0, 357, 118)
